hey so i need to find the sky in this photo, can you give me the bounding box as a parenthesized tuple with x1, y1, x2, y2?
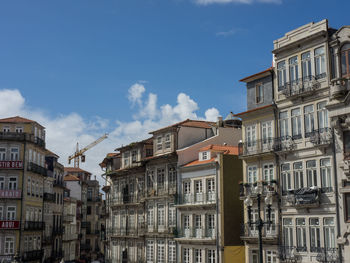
(0, 0, 348, 186)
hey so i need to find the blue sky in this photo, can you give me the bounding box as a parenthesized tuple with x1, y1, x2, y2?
(0, 0, 348, 180)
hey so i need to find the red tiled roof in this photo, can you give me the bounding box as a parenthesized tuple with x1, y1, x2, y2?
(239, 67, 273, 83)
(149, 119, 215, 134)
(0, 116, 36, 123)
(64, 174, 80, 181)
(234, 104, 274, 117)
(184, 157, 216, 167)
(64, 167, 91, 175)
(199, 144, 239, 155)
(116, 137, 153, 151)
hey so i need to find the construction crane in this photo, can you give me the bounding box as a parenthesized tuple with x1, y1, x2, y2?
(68, 133, 108, 168)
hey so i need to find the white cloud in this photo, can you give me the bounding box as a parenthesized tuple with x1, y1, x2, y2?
(216, 29, 239, 37)
(128, 83, 145, 106)
(0, 85, 220, 188)
(194, 0, 281, 5)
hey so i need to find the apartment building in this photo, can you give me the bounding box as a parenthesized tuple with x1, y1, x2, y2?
(63, 195, 78, 262)
(176, 143, 244, 263)
(0, 116, 47, 263)
(237, 68, 280, 263)
(327, 25, 350, 262)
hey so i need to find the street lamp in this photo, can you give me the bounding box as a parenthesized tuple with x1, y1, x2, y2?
(246, 184, 273, 263)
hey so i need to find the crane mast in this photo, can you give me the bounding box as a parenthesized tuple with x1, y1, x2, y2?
(68, 133, 108, 168)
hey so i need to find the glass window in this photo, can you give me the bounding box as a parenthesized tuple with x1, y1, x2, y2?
(123, 152, 129, 167)
(291, 108, 302, 139)
(207, 249, 216, 263)
(289, 56, 299, 83)
(165, 134, 171, 149)
(293, 162, 304, 190)
(263, 164, 274, 183)
(306, 160, 317, 187)
(246, 125, 256, 147)
(310, 218, 321, 252)
(157, 168, 165, 190)
(15, 127, 23, 133)
(195, 249, 202, 263)
(317, 101, 329, 131)
(341, 43, 350, 78)
(168, 241, 176, 263)
(157, 204, 165, 227)
(296, 218, 307, 251)
(315, 46, 326, 78)
(256, 83, 263, 103)
(324, 218, 335, 249)
(147, 170, 154, 188)
(168, 205, 176, 227)
(321, 158, 332, 192)
(147, 206, 154, 227)
(302, 51, 312, 80)
(265, 250, 277, 263)
(304, 105, 315, 137)
(0, 177, 4, 190)
(195, 180, 203, 202)
(283, 218, 294, 247)
(157, 240, 165, 263)
(168, 165, 176, 186)
(131, 150, 137, 163)
(281, 164, 291, 194)
(278, 61, 287, 90)
(262, 121, 272, 144)
(10, 148, 19, 161)
(146, 240, 154, 262)
(279, 111, 289, 138)
(3, 126, 10, 133)
(247, 166, 258, 184)
(4, 237, 14, 255)
(7, 206, 16, 220)
(183, 248, 190, 263)
(0, 147, 6, 161)
(157, 136, 162, 151)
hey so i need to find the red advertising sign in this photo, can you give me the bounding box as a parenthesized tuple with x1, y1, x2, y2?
(0, 189, 21, 198)
(0, 220, 20, 229)
(0, 161, 23, 169)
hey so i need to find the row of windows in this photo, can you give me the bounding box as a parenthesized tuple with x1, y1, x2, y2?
(23, 235, 41, 252)
(27, 176, 43, 198)
(283, 217, 335, 251)
(0, 206, 16, 220)
(0, 146, 19, 161)
(277, 46, 326, 91)
(182, 247, 216, 263)
(0, 236, 15, 255)
(28, 148, 45, 167)
(2, 125, 45, 140)
(0, 176, 17, 190)
(182, 214, 216, 230)
(146, 240, 176, 263)
(183, 178, 215, 195)
(25, 206, 42, 221)
(156, 133, 171, 151)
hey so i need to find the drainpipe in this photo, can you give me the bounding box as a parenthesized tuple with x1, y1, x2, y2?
(215, 161, 220, 263)
(332, 129, 343, 263)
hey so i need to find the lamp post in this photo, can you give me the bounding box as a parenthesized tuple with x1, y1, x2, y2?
(245, 184, 273, 263)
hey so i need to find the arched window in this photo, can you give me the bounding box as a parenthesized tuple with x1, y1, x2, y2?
(341, 43, 350, 78)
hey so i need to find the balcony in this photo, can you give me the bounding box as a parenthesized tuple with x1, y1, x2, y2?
(176, 227, 216, 240)
(0, 132, 45, 148)
(238, 138, 275, 157)
(110, 194, 143, 206)
(279, 246, 301, 262)
(53, 179, 64, 187)
(316, 247, 339, 262)
(52, 226, 64, 235)
(51, 250, 63, 259)
(81, 221, 90, 228)
(43, 192, 55, 202)
(27, 162, 47, 176)
(285, 187, 320, 208)
(24, 221, 44, 231)
(0, 189, 21, 199)
(280, 75, 324, 99)
(34, 136, 45, 148)
(309, 128, 333, 146)
(240, 224, 278, 243)
(273, 136, 296, 152)
(22, 250, 44, 261)
(176, 193, 216, 206)
(330, 78, 349, 99)
(240, 181, 278, 200)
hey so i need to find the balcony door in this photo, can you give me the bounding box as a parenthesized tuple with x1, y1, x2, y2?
(194, 215, 202, 238)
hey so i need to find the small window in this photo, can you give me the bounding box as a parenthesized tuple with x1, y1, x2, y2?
(202, 151, 208, 160)
(3, 126, 10, 133)
(165, 134, 171, 149)
(132, 150, 137, 163)
(0, 147, 6, 161)
(256, 84, 263, 104)
(10, 148, 19, 161)
(157, 136, 163, 151)
(15, 127, 23, 133)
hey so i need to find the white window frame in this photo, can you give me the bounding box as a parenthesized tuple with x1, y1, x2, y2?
(247, 166, 258, 184)
(306, 160, 317, 188)
(293, 162, 304, 190)
(315, 46, 326, 78)
(291, 108, 302, 139)
(0, 147, 6, 161)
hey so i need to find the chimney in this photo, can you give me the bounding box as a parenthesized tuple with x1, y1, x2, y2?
(217, 116, 223, 127)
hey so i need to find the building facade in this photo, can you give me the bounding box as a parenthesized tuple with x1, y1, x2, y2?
(63, 195, 78, 262)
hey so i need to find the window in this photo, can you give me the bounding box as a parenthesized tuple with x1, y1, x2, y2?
(251, 250, 259, 263)
(168, 241, 176, 263)
(157, 168, 165, 190)
(0, 147, 5, 160)
(246, 125, 256, 147)
(202, 151, 208, 160)
(147, 170, 154, 188)
(195, 215, 202, 237)
(302, 51, 312, 80)
(132, 150, 137, 163)
(10, 147, 19, 161)
(157, 204, 165, 227)
(293, 162, 304, 190)
(27, 177, 31, 195)
(147, 206, 154, 227)
(207, 214, 215, 237)
(265, 250, 277, 263)
(168, 165, 176, 187)
(207, 249, 216, 263)
(317, 101, 328, 131)
(278, 60, 287, 90)
(183, 181, 191, 194)
(306, 160, 317, 187)
(4, 237, 14, 255)
(281, 164, 291, 194)
(0, 177, 4, 190)
(291, 108, 302, 139)
(157, 240, 165, 263)
(247, 166, 257, 184)
(263, 164, 274, 183)
(7, 206, 16, 220)
(195, 180, 203, 202)
(0, 206, 3, 220)
(324, 218, 335, 248)
(123, 152, 129, 167)
(8, 177, 17, 190)
(168, 205, 176, 227)
(256, 83, 263, 103)
(183, 248, 190, 263)
(341, 43, 350, 78)
(304, 105, 315, 137)
(262, 121, 272, 145)
(207, 178, 215, 201)
(289, 56, 299, 84)
(279, 111, 289, 138)
(344, 131, 350, 159)
(165, 134, 171, 149)
(296, 218, 307, 251)
(321, 158, 332, 192)
(344, 193, 350, 222)
(195, 249, 202, 263)
(147, 240, 154, 262)
(283, 218, 293, 247)
(315, 46, 326, 78)
(156, 136, 162, 151)
(310, 218, 321, 252)
(15, 127, 23, 133)
(87, 206, 91, 215)
(3, 126, 10, 133)
(183, 215, 190, 237)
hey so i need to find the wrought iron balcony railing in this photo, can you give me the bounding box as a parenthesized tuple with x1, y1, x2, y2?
(27, 162, 47, 176)
(22, 250, 44, 261)
(240, 181, 278, 199)
(176, 227, 216, 239)
(52, 226, 64, 235)
(24, 221, 44, 231)
(309, 128, 333, 146)
(316, 247, 338, 262)
(240, 223, 278, 240)
(280, 75, 324, 98)
(0, 132, 45, 148)
(279, 246, 301, 262)
(43, 192, 55, 202)
(176, 192, 216, 205)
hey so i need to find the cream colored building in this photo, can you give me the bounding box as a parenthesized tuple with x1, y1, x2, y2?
(63, 196, 78, 262)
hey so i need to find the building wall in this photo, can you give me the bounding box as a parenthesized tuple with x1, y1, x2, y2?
(246, 74, 274, 111)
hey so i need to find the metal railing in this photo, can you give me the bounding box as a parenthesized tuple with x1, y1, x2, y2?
(24, 221, 44, 231)
(279, 246, 301, 262)
(0, 132, 45, 148)
(309, 128, 333, 145)
(238, 138, 275, 156)
(176, 192, 216, 205)
(52, 226, 64, 235)
(22, 250, 44, 261)
(27, 162, 47, 176)
(43, 192, 55, 202)
(176, 227, 216, 239)
(316, 247, 339, 262)
(240, 223, 278, 239)
(240, 181, 278, 198)
(280, 75, 324, 98)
